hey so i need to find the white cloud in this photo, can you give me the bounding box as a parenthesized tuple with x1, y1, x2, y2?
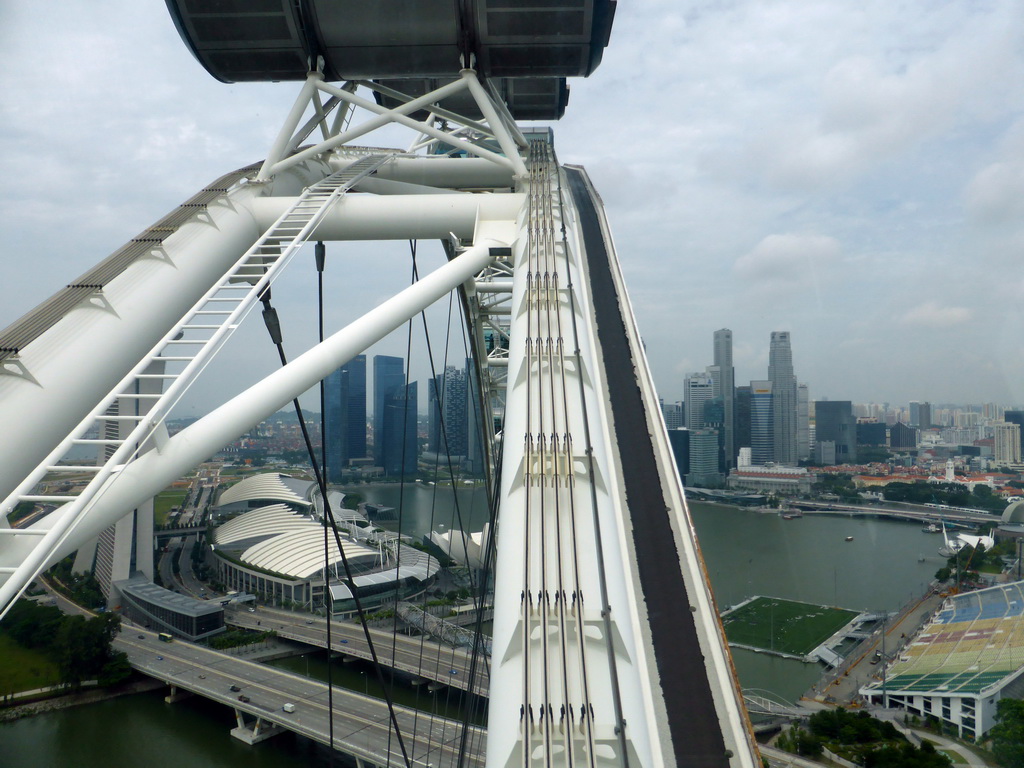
(733, 233, 841, 287)
(965, 154, 1024, 225)
(901, 301, 973, 328)
(3, 1, 1024, 406)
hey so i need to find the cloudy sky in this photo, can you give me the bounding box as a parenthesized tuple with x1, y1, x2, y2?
(2, 1, 1023, 416)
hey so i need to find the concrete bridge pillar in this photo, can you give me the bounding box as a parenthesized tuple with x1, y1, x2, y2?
(230, 711, 285, 744)
(164, 685, 194, 704)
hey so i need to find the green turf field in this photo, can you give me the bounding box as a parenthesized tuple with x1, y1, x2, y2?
(721, 596, 858, 656)
(154, 488, 188, 526)
(0, 632, 60, 694)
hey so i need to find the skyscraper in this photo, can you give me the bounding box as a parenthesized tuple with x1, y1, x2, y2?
(919, 402, 932, 431)
(660, 400, 684, 430)
(797, 383, 810, 462)
(373, 355, 417, 475)
(814, 400, 856, 465)
(995, 422, 1023, 466)
(768, 331, 797, 465)
(684, 372, 714, 432)
(735, 385, 752, 454)
(1005, 411, 1024, 458)
(713, 329, 735, 469)
(750, 380, 773, 466)
(324, 354, 366, 481)
(685, 429, 723, 487)
(439, 364, 469, 457)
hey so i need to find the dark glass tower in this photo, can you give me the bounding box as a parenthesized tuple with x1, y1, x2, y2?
(768, 331, 797, 465)
(814, 400, 856, 465)
(374, 355, 417, 476)
(324, 355, 366, 482)
(713, 329, 735, 469)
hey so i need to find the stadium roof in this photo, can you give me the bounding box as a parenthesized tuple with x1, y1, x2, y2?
(328, 548, 439, 601)
(867, 581, 1024, 696)
(213, 503, 379, 580)
(217, 472, 312, 508)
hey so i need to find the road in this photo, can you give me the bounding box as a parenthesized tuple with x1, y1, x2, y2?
(117, 629, 485, 767)
(789, 500, 1001, 529)
(227, 606, 490, 696)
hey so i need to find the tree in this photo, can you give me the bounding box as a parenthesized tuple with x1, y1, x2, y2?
(991, 698, 1024, 768)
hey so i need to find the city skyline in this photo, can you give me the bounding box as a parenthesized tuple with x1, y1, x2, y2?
(2, 3, 1023, 413)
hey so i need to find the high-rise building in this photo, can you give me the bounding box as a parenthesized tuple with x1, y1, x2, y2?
(442, 365, 469, 457)
(74, 363, 163, 601)
(750, 380, 773, 466)
(666, 428, 689, 479)
(428, 373, 443, 454)
(889, 422, 918, 451)
(373, 355, 417, 475)
(919, 402, 932, 430)
(324, 354, 366, 481)
(735, 385, 751, 455)
(684, 372, 714, 432)
(994, 422, 1022, 466)
(660, 400, 684, 430)
(464, 357, 485, 474)
(814, 400, 856, 465)
(685, 429, 723, 487)
(856, 420, 887, 446)
(381, 380, 418, 475)
(1004, 411, 1024, 458)
(768, 331, 797, 465)
(713, 329, 735, 469)
(797, 383, 810, 462)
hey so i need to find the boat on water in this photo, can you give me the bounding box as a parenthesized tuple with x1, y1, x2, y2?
(922, 522, 941, 533)
(781, 511, 803, 520)
(845, 536, 854, 542)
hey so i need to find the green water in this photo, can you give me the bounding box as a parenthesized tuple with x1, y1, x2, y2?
(0, 502, 944, 763)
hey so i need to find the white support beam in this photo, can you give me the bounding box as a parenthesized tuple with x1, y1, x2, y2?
(252, 193, 524, 241)
(0, 242, 501, 612)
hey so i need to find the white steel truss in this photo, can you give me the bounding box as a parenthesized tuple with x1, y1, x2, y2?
(0, 70, 759, 768)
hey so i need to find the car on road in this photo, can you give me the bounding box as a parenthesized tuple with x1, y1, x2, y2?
(230, 684, 241, 692)
(248, 607, 256, 613)
(138, 634, 145, 639)
(198, 674, 206, 679)
(156, 656, 163, 661)
(305, 619, 314, 624)
(238, 695, 250, 703)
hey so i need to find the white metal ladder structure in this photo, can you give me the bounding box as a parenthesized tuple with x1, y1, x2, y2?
(0, 154, 391, 608)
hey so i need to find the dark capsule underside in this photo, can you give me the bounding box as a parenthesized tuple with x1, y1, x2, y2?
(165, 0, 616, 120)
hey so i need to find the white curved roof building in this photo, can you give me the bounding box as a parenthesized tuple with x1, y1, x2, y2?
(217, 472, 313, 509)
(210, 472, 439, 613)
(213, 503, 380, 580)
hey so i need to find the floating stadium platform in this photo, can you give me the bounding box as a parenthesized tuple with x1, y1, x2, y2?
(861, 580, 1024, 739)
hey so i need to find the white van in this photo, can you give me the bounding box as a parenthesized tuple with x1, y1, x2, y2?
(283, 703, 296, 713)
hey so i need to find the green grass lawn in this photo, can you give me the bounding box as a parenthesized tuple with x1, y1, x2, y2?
(153, 489, 188, 526)
(721, 597, 858, 656)
(0, 632, 60, 694)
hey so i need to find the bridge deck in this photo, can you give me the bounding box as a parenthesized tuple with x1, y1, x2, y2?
(118, 629, 485, 767)
(227, 607, 490, 696)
